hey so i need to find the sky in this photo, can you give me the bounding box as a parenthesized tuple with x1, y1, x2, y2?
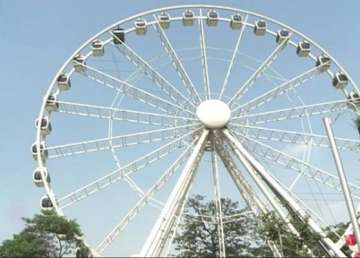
(1, 0, 360, 255)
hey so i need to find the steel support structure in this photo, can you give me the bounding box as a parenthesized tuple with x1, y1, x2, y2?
(139, 129, 209, 257)
(211, 151, 226, 257)
(324, 117, 360, 252)
(222, 129, 346, 257)
(214, 137, 282, 257)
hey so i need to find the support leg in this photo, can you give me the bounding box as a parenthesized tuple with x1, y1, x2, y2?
(139, 129, 209, 257)
(222, 129, 345, 257)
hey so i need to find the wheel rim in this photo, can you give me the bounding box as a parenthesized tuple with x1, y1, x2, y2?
(33, 5, 360, 256)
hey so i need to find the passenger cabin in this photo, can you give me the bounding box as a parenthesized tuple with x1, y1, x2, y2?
(113, 27, 125, 44)
(72, 54, 86, 72)
(45, 95, 59, 112)
(31, 142, 48, 160)
(296, 41, 311, 57)
(40, 196, 53, 210)
(182, 9, 194, 26)
(315, 55, 331, 71)
(35, 117, 52, 136)
(332, 72, 349, 89)
(57, 73, 71, 91)
(135, 19, 147, 35)
(254, 20, 266, 36)
(91, 39, 104, 56)
(207, 10, 219, 26)
(230, 14, 243, 29)
(158, 13, 170, 29)
(33, 168, 50, 187)
(276, 29, 290, 44)
(347, 91, 360, 108)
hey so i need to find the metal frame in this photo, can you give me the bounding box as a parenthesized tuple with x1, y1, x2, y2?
(33, 5, 360, 257)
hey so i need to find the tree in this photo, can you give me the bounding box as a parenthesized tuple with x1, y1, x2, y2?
(326, 222, 352, 257)
(173, 195, 272, 257)
(258, 211, 331, 257)
(0, 210, 90, 258)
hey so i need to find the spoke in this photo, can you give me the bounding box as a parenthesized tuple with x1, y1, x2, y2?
(46, 124, 197, 159)
(232, 99, 352, 125)
(211, 152, 226, 258)
(198, 9, 210, 99)
(231, 124, 360, 152)
(77, 62, 194, 116)
(122, 175, 163, 209)
(219, 15, 249, 100)
(57, 128, 201, 208)
(55, 100, 197, 127)
(232, 65, 323, 114)
(233, 130, 360, 200)
(153, 15, 202, 104)
(95, 140, 195, 254)
(111, 33, 197, 109)
(228, 38, 289, 108)
(140, 129, 209, 257)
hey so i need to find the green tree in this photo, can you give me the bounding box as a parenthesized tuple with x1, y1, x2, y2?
(173, 195, 272, 257)
(0, 210, 90, 257)
(326, 222, 352, 257)
(258, 211, 329, 257)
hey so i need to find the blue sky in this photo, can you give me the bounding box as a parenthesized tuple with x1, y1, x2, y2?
(1, 0, 360, 255)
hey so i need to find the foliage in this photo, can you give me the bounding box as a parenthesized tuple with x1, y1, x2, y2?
(0, 210, 90, 258)
(326, 222, 352, 257)
(0, 231, 48, 257)
(258, 211, 327, 257)
(173, 195, 272, 257)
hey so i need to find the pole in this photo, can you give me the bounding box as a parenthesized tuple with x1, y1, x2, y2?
(323, 116, 360, 251)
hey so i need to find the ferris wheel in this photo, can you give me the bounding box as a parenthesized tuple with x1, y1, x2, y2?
(32, 5, 360, 257)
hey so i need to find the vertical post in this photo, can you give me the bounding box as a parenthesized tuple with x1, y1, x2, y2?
(323, 116, 360, 250)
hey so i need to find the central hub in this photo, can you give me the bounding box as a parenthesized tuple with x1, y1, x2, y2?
(196, 99, 231, 128)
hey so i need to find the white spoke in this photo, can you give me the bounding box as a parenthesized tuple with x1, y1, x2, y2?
(232, 66, 323, 114)
(231, 124, 360, 152)
(57, 128, 201, 208)
(219, 15, 249, 100)
(78, 62, 194, 116)
(123, 175, 163, 209)
(95, 141, 195, 254)
(140, 129, 209, 257)
(46, 124, 197, 159)
(211, 152, 226, 258)
(153, 15, 202, 104)
(55, 100, 197, 127)
(234, 131, 360, 199)
(232, 99, 352, 125)
(228, 38, 289, 108)
(198, 9, 210, 99)
(111, 33, 197, 109)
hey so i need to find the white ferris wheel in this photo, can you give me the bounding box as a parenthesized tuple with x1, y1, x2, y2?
(32, 4, 360, 257)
